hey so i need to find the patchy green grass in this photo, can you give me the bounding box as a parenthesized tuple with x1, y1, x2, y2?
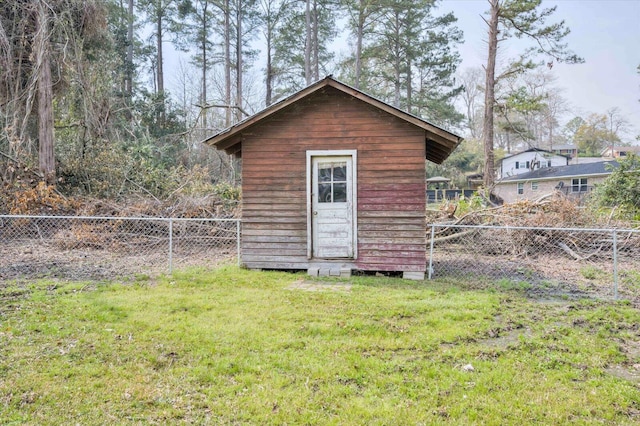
(1, 266, 640, 424)
(580, 265, 609, 281)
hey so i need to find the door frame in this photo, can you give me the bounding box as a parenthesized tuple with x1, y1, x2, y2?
(306, 150, 358, 259)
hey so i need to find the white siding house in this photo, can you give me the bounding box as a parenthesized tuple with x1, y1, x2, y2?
(498, 148, 569, 179)
(494, 161, 618, 204)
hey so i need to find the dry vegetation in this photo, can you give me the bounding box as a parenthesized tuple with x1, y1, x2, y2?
(0, 178, 240, 282)
(428, 196, 639, 259)
(427, 195, 640, 303)
(0, 179, 240, 218)
(430, 195, 612, 228)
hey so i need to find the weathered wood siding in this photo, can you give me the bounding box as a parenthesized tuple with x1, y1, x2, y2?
(241, 87, 426, 272)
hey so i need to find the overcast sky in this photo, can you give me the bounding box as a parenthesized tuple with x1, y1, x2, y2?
(165, 0, 640, 142)
(442, 0, 640, 141)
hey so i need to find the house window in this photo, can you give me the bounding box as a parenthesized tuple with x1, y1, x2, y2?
(531, 181, 539, 191)
(572, 178, 588, 193)
(517, 183, 524, 195)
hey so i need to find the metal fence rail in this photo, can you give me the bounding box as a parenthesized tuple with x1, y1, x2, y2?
(0, 215, 240, 281)
(428, 224, 640, 300)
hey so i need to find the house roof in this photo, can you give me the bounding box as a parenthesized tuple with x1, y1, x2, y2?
(498, 148, 569, 163)
(202, 76, 463, 164)
(497, 161, 619, 183)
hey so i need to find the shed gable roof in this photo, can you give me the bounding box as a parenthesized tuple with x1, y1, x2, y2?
(202, 76, 462, 164)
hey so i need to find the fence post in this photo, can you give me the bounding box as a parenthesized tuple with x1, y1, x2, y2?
(236, 219, 241, 266)
(428, 224, 435, 280)
(168, 218, 173, 274)
(613, 229, 618, 300)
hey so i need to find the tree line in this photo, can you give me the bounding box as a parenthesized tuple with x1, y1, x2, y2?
(0, 0, 635, 201)
(0, 0, 465, 197)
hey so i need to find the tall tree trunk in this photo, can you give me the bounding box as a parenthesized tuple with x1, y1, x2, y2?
(482, 0, 499, 190)
(393, 43, 400, 106)
(155, 9, 166, 125)
(406, 64, 412, 113)
(36, 3, 55, 184)
(304, 0, 312, 84)
(126, 0, 134, 99)
(156, 14, 164, 95)
(311, 0, 319, 81)
(224, 0, 232, 126)
(392, 11, 400, 107)
(354, 3, 365, 89)
(201, 0, 208, 130)
(235, 3, 243, 122)
(265, 29, 273, 105)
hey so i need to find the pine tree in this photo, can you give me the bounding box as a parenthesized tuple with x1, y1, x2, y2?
(271, 0, 336, 98)
(259, 0, 296, 106)
(136, 0, 181, 124)
(481, 0, 582, 189)
(340, 0, 384, 89)
(177, 0, 217, 129)
(354, 0, 462, 125)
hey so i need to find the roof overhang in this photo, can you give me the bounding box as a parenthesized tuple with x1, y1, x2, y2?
(202, 76, 462, 164)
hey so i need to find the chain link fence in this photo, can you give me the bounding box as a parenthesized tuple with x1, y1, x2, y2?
(3, 215, 640, 303)
(428, 224, 640, 301)
(0, 215, 240, 281)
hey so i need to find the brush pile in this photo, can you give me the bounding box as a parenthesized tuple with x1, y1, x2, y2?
(427, 195, 640, 261)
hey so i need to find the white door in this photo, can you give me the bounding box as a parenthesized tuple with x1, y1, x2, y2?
(311, 156, 354, 258)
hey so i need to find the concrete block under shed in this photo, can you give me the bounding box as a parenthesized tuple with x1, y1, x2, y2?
(403, 271, 425, 281)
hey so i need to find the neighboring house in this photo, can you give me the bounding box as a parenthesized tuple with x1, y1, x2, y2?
(494, 161, 619, 204)
(203, 76, 462, 280)
(498, 148, 569, 179)
(551, 144, 578, 159)
(601, 145, 640, 158)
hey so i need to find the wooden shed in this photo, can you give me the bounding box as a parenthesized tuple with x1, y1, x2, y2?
(204, 76, 462, 279)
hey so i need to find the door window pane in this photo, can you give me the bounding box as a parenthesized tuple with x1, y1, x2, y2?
(318, 183, 332, 202)
(319, 166, 332, 182)
(317, 161, 348, 203)
(333, 183, 347, 202)
(333, 165, 346, 181)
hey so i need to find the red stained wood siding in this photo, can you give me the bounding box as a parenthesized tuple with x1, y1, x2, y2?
(240, 86, 426, 272)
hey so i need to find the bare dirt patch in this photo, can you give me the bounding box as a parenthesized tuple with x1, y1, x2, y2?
(0, 239, 234, 283)
(431, 250, 640, 305)
(606, 340, 640, 384)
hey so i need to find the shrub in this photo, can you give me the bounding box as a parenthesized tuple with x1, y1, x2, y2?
(590, 154, 640, 221)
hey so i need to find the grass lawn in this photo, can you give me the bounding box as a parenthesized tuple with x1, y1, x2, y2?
(1, 265, 640, 424)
